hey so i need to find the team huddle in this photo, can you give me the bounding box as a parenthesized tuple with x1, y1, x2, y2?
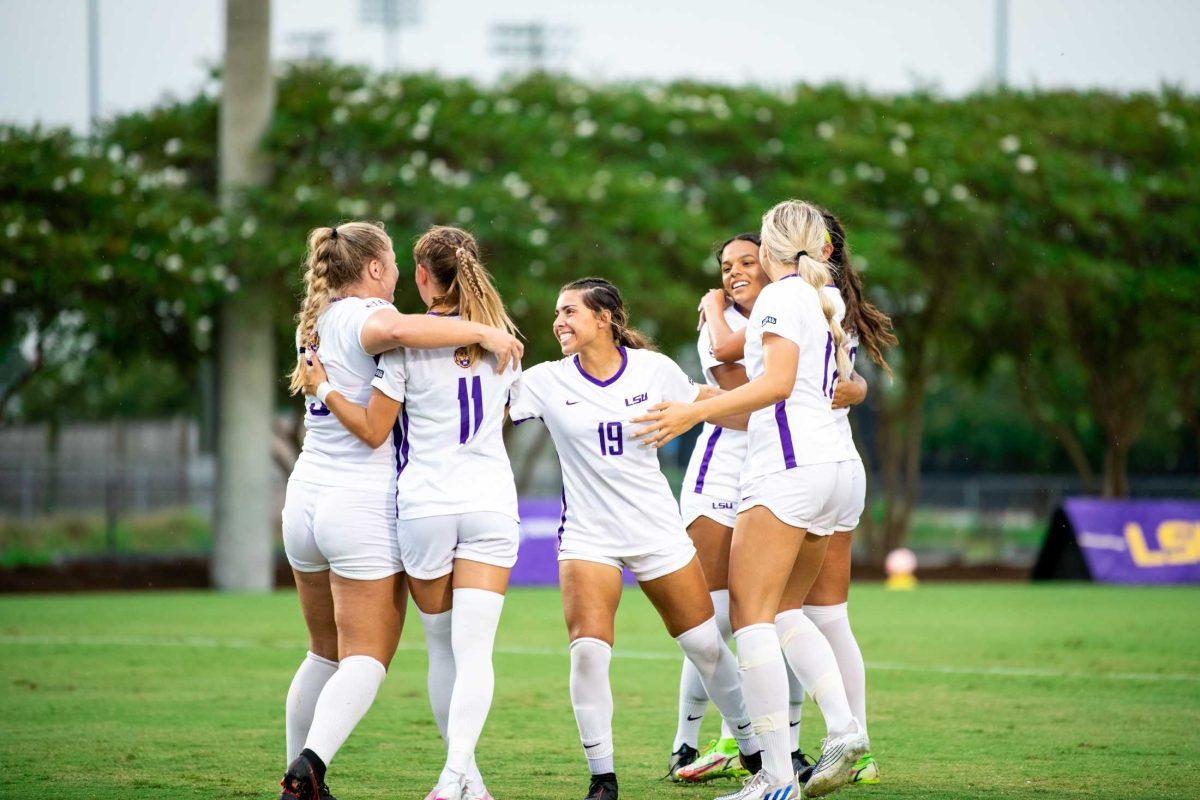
(277, 199, 897, 800)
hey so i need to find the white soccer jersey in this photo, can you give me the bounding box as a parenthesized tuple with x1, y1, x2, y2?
(681, 304, 750, 502)
(509, 347, 701, 557)
(742, 277, 857, 481)
(290, 296, 400, 492)
(821, 285, 863, 460)
(372, 317, 520, 521)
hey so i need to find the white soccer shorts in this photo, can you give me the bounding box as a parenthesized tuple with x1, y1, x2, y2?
(738, 460, 860, 536)
(281, 479, 403, 580)
(558, 537, 697, 582)
(398, 511, 520, 580)
(680, 490, 739, 529)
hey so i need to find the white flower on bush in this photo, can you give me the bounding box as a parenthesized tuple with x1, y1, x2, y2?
(756, 107, 772, 123)
(70, 167, 84, 184)
(164, 253, 184, 272)
(529, 228, 549, 246)
(5, 221, 21, 238)
(663, 177, 684, 194)
(766, 138, 784, 155)
(294, 184, 313, 202)
(890, 138, 907, 156)
(502, 172, 531, 199)
(1, 278, 15, 295)
(575, 119, 597, 138)
(410, 150, 428, 167)
(399, 164, 417, 184)
(830, 168, 846, 186)
(411, 123, 431, 141)
(732, 175, 752, 193)
(107, 144, 124, 163)
(668, 119, 687, 135)
(97, 264, 113, 281)
(495, 98, 520, 114)
(37, 219, 53, 235)
(1016, 154, 1037, 173)
(211, 264, 229, 282)
(240, 217, 258, 238)
(896, 122, 914, 140)
(53, 176, 67, 191)
(999, 134, 1019, 153)
(224, 275, 240, 293)
(950, 184, 970, 201)
(332, 107, 349, 125)
(854, 162, 874, 180)
(912, 167, 930, 184)
(816, 121, 835, 140)
(648, 142, 666, 158)
(922, 187, 940, 206)
(380, 202, 395, 218)
(470, 99, 488, 115)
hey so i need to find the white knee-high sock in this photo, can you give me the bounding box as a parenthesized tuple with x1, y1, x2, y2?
(440, 589, 505, 783)
(805, 603, 867, 735)
(569, 638, 615, 775)
(733, 624, 791, 784)
(775, 609, 855, 739)
(676, 617, 758, 755)
(419, 609, 455, 740)
(673, 590, 735, 750)
(786, 661, 807, 752)
(286, 651, 338, 764)
(302, 655, 387, 766)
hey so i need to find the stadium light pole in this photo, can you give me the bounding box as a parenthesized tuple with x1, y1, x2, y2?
(489, 21, 575, 74)
(87, 0, 100, 133)
(212, 0, 276, 593)
(994, 0, 1009, 88)
(359, 0, 420, 72)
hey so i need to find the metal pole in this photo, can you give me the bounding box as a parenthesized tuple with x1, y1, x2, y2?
(88, 0, 100, 132)
(994, 0, 1009, 88)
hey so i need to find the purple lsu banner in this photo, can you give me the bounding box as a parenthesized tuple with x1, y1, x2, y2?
(1062, 498, 1200, 585)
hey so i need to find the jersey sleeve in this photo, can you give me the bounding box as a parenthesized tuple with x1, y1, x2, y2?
(507, 363, 545, 424)
(697, 323, 722, 380)
(370, 348, 407, 402)
(351, 298, 398, 355)
(753, 283, 810, 348)
(657, 353, 702, 403)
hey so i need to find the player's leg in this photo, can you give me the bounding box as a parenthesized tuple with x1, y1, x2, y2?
(638, 551, 762, 777)
(719, 505, 806, 799)
(286, 569, 339, 764)
(433, 512, 518, 800)
(670, 514, 734, 779)
(560, 558, 623, 800)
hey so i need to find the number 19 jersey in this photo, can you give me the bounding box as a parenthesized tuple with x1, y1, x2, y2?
(372, 319, 520, 522)
(509, 347, 701, 558)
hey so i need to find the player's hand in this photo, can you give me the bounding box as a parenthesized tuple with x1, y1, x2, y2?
(831, 373, 868, 409)
(480, 329, 524, 374)
(631, 401, 701, 449)
(697, 288, 728, 331)
(299, 348, 328, 396)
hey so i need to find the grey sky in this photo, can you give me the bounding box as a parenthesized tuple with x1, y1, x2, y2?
(2, 0, 1197, 131)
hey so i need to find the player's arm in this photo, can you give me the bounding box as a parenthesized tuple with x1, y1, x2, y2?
(694, 364, 751, 430)
(301, 351, 400, 448)
(699, 289, 747, 364)
(631, 333, 796, 447)
(832, 372, 868, 409)
(360, 308, 523, 373)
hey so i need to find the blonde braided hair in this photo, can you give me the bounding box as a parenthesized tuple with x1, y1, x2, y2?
(287, 221, 392, 395)
(413, 225, 520, 366)
(760, 200, 853, 385)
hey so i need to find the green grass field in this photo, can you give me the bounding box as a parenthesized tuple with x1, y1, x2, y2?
(1, 584, 1197, 799)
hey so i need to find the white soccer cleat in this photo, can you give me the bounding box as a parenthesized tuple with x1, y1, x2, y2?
(802, 730, 870, 797)
(712, 768, 800, 800)
(427, 777, 466, 800)
(463, 786, 494, 800)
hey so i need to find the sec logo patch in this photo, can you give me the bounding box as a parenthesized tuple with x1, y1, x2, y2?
(453, 346, 472, 368)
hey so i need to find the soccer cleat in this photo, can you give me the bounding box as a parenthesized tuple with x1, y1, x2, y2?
(791, 749, 815, 784)
(584, 771, 617, 799)
(279, 750, 336, 800)
(427, 775, 466, 800)
(712, 768, 799, 800)
(848, 753, 879, 785)
(667, 742, 700, 781)
(803, 730, 870, 797)
(675, 738, 750, 783)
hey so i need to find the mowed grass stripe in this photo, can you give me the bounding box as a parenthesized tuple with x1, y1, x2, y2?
(1, 632, 1196, 684)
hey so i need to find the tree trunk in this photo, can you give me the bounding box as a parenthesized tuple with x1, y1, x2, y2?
(211, 0, 275, 592)
(872, 371, 926, 565)
(1101, 438, 1131, 498)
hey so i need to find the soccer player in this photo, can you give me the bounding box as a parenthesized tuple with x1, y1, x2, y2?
(303, 226, 520, 800)
(279, 221, 522, 800)
(507, 277, 762, 800)
(775, 209, 897, 786)
(633, 201, 869, 799)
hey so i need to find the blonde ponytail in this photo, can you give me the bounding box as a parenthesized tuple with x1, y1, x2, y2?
(761, 200, 853, 386)
(287, 221, 393, 395)
(415, 226, 521, 366)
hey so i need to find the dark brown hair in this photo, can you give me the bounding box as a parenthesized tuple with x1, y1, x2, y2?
(820, 209, 897, 376)
(560, 277, 653, 350)
(714, 232, 761, 268)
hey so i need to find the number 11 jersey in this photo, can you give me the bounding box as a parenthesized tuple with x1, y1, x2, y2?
(509, 346, 700, 558)
(372, 319, 520, 522)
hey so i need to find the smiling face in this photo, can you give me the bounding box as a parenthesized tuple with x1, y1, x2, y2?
(553, 289, 609, 355)
(720, 239, 770, 310)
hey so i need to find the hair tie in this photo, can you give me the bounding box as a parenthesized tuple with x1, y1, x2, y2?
(330, 226, 339, 240)
(795, 250, 808, 262)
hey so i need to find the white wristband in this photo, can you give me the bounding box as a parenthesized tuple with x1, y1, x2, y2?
(315, 382, 333, 404)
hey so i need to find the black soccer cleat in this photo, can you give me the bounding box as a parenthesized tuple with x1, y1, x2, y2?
(279, 749, 337, 800)
(584, 771, 618, 800)
(792, 749, 815, 783)
(738, 747, 762, 775)
(667, 743, 699, 781)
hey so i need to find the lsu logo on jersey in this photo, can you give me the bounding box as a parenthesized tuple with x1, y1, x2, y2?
(453, 346, 472, 368)
(624, 393, 648, 406)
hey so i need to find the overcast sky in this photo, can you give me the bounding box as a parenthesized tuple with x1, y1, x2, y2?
(2, 0, 1197, 131)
